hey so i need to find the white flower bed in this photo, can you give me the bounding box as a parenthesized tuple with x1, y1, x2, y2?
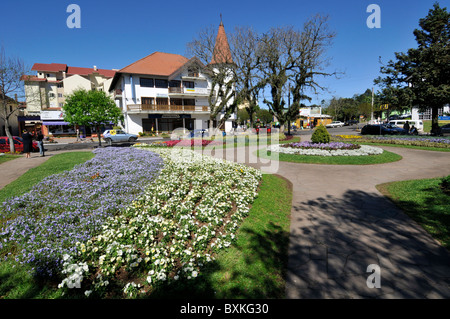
(58, 147, 262, 298)
(268, 144, 384, 157)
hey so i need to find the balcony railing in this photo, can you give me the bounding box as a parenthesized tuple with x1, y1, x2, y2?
(168, 87, 213, 96)
(127, 104, 209, 112)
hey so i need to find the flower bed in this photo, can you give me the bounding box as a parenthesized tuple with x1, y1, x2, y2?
(268, 143, 383, 157)
(284, 141, 361, 151)
(332, 135, 450, 148)
(57, 147, 262, 298)
(0, 148, 164, 277)
(145, 139, 223, 148)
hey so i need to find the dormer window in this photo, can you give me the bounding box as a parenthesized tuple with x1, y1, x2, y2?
(187, 67, 199, 77)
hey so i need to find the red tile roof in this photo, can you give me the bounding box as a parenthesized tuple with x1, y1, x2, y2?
(31, 63, 67, 72)
(119, 52, 189, 76)
(67, 66, 116, 78)
(210, 21, 234, 65)
(20, 75, 47, 82)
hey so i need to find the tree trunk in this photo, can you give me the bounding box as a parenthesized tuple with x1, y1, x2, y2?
(5, 117, 15, 154)
(431, 106, 440, 135)
(209, 119, 215, 136)
(97, 125, 102, 146)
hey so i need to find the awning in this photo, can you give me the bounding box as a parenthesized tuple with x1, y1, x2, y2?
(42, 121, 71, 126)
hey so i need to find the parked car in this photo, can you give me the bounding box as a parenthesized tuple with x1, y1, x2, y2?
(326, 121, 345, 128)
(344, 120, 359, 126)
(103, 129, 138, 145)
(388, 120, 424, 133)
(361, 124, 409, 135)
(0, 136, 39, 153)
(432, 123, 450, 136)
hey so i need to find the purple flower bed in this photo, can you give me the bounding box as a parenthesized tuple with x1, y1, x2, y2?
(283, 141, 360, 151)
(0, 147, 164, 277)
(370, 136, 450, 144)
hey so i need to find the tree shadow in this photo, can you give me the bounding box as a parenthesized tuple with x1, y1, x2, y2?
(286, 189, 450, 299)
(147, 221, 290, 299)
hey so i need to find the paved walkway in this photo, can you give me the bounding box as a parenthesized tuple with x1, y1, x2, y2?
(202, 138, 450, 299)
(0, 149, 93, 190)
(1, 139, 450, 298)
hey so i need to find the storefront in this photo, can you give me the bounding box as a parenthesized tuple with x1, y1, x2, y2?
(40, 110, 76, 136)
(143, 114, 195, 133)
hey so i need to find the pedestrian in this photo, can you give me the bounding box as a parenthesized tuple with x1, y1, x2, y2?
(21, 130, 33, 159)
(36, 130, 45, 157)
(403, 121, 410, 132)
(76, 128, 80, 141)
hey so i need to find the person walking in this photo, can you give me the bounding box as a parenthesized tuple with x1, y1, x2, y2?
(36, 130, 45, 157)
(21, 130, 33, 159)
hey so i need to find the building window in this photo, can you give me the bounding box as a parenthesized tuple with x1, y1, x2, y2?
(58, 93, 63, 98)
(169, 80, 181, 88)
(156, 98, 168, 105)
(49, 93, 55, 98)
(183, 81, 194, 89)
(155, 79, 168, 88)
(142, 97, 154, 105)
(57, 83, 64, 88)
(140, 78, 154, 88)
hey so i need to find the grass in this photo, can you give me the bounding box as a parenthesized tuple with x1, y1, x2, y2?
(0, 154, 21, 165)
(377, 177, 450, 249)
(257, 149, 402, 165)
(0, 155, 293, 299)
(0, 151, 95, 205)
(355, 141, 450, 152)
(150, 173, 292, 299)
(423, 120, 450, 133)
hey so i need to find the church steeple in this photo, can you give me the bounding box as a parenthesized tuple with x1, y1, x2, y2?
(210, 16, 233, 65)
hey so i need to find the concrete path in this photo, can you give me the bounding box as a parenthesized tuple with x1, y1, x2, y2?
(202, 140, 450, 299)
(0, 149, 93, 190)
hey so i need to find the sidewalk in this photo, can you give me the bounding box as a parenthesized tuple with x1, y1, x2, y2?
(0, 149, 92, 190)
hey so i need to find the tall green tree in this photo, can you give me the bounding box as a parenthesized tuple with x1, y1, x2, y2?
(63, 89, 124, 146)
(375, 3, 450, 133)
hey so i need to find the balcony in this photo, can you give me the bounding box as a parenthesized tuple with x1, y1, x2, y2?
(168, 87, 213, 96)
(127, 104, 210, 113)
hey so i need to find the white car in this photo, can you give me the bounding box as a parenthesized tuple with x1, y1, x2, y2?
(326, 121, 345, 128)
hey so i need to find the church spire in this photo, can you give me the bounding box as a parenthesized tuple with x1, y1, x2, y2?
(210, 16, 233, 65)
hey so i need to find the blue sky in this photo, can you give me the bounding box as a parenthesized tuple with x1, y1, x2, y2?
(0, 0, 445, 105)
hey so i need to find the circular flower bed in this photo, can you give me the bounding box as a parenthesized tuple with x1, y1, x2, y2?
(268, 142, 383, 157)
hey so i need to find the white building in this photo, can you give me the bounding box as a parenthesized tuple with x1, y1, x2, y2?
(109, 22, 236, 135)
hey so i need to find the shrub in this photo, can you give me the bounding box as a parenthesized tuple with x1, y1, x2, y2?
(311, 125, 330, 144)
(441, 175, 450, 195)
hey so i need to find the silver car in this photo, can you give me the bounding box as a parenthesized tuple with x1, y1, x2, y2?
(103, 129, 138, 145)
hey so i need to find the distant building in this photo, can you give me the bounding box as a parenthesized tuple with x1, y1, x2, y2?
(21, 63, 116, 136)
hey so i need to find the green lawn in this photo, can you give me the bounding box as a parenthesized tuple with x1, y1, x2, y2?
(0, 154, 21, 165)
(257, 149, 402, 165)
(377, 177, 450, 249)
(423, 120, 450, 133)
(0, 151, 95, 205)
